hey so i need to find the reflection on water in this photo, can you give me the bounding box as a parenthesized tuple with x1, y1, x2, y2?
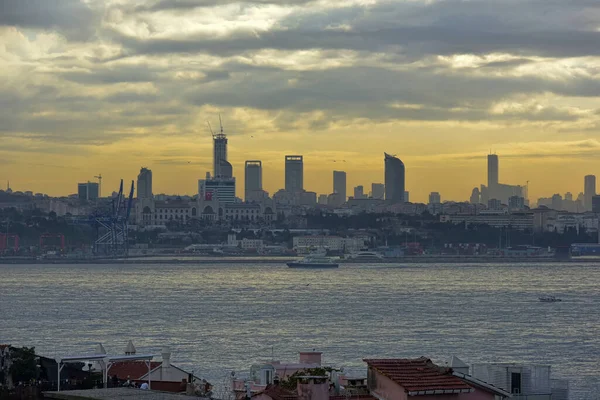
(1, 263, 599, 398)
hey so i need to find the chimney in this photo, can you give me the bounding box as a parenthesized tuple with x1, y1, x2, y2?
(297, 376, 329, 400)
(161, 347, 171, 380)
(299, 351, 322, 366)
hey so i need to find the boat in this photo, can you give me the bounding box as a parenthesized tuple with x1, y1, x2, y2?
(539, 296, 562, 302)
(348, 251, 384, 260)
(287, 255, 339, 269)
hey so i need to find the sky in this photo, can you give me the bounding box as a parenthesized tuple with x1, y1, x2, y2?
(1, 0, 600, 202)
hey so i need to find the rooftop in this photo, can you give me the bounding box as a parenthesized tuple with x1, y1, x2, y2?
(108, 361, 162, 380)
(44, 388, 206, 400)
(363, 357, 472, 395)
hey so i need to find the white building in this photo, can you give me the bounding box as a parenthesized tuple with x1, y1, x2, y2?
(471, 363, 568, 400)
(440, 212, 534, 230)
(293, 236, 367, 254)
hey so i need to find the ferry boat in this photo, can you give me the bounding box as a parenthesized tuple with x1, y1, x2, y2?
(348, 251, 384, 260)
(287, 255, 339, 269)
(539, 296, 562, 303)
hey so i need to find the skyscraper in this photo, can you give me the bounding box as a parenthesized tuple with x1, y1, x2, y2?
(487, 154, 499, 188)
(137, 167, 153, 199)
(333, 170, 346, 202)
(245, 161, 262, 201)
(371, 183, 385, 200)
(585, 175, 596, 211)
(212, 121, 228, 178)
(384, 153, 405, 203)
(285, 155, 303, 192)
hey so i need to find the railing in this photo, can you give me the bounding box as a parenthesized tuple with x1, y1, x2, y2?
(511, 394, 552, 400)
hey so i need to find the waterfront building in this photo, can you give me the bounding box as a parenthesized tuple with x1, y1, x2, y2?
(384, 153, 405, 203)
(293, 235, 368, 254)
(285, 155, 304, 193)
(333, 171, 347, 202)
(440, 212, 534, 230)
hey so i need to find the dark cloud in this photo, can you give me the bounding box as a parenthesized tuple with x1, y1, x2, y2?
(0, 0, 99, 39)
(135, 0, 314, 12)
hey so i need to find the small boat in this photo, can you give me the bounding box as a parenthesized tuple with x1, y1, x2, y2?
(287, 255, 339, 269)
(539, 296, 562, 302)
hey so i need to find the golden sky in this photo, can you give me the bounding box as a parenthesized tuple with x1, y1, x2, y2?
(2, 0, 600, 202)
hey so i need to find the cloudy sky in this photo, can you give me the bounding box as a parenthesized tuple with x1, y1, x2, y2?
(2, 0, 600, 202)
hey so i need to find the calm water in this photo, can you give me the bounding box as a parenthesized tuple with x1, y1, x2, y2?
(1, 263, 599, 398)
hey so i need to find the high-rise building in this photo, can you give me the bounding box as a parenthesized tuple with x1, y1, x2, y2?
(488, 198, 501, 210)
(488, 154, 499, 188)
(137, 167, 153, 199)
(509, 196, 525, 210)
(384, 153, 405, 203)
(245, 161, 262, 201)
(333, 171, 346, 202)
(584, 175, 596, 211)
(285, 155, 303, 192)
(551, 194, 563, 211)
(429, 192, 441, 205)
(565, 192, 573, 201)
(199, 178, 236, 204)
(592, 195, 600, 213)
(212, 123, 228, 178)
(354, 185, 365, 199)
(371, 183, 385, 200)
(78, 182, 99, 201)
(318, 194, 328, 205)
(470, 187, 480, 204)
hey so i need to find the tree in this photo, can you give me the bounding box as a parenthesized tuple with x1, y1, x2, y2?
(9, 346, 37, 384)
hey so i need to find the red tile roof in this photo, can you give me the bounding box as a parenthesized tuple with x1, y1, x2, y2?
(255, 385, 298, 400)
(363, 357, 473, 394)
(108, 361, 162, 380)
(330, 395, 377, 400)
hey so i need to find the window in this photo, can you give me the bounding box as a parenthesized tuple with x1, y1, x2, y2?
(510, 372, 522, 394)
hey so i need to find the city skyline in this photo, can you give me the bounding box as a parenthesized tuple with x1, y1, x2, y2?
(2, 1, 600, 202)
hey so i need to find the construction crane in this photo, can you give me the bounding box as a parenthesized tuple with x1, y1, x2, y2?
(94, 174, 102, 198)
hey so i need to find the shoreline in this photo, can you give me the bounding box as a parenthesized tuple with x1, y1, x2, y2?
(0, 256, 597, 264)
